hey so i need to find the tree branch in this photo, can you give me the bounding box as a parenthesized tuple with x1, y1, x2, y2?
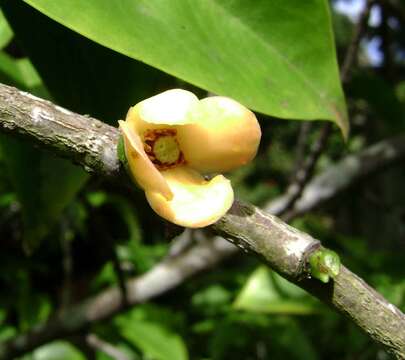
(214, 203, 405, 359)
(0, 84, 121, 177)
(268, 133, 405, 218)
(1, 82, 405, 359)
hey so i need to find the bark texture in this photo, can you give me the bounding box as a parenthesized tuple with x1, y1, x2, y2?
(0, 83, 121, 177)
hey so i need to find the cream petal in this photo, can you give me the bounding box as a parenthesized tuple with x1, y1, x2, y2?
(145, 167, 234, 228)
(126, 89, 200, 136)
(119, 120, 173, 200)
(177, 96, 261, 173)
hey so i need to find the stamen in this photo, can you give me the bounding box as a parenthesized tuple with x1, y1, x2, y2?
(143, 129, 185, 170)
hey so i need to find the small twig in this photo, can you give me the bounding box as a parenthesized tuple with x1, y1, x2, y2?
(86, 334, 131, 360)
(340, 0, 375, 82)
(267, 134, 405, 218)
(280, 123, 332, 219)
(166, 228, 196, 258)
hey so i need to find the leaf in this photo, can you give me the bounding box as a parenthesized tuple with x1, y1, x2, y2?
(115, 311, 189, 360)
(0, 8, 12, 49)
(0, 51, 23, 86)
(0, 309, 16, 342)
(24, 341, 86, 360)
(23, 0, 348, 136)
(192, 285, 232, 308)
(233, 266, 319, 315)
(0, 51, 50, 99)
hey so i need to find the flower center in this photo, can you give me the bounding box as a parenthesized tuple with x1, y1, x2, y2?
(144, 129, 184, 170)
(154, 136, 180, 163)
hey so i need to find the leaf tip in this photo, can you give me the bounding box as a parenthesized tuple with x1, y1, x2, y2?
(331, 102, 350, 141)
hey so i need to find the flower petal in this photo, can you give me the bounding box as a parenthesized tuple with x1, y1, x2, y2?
(126, 89, 199, 135)
(145, 167, 234, 228)
(119, 120, 173, 200)
(177, 96, 261, 173)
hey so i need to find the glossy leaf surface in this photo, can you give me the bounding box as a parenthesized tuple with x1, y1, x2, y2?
(23, 0, 349, 136)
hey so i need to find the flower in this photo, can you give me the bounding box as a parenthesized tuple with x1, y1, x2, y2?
(118, 89, 261, 228)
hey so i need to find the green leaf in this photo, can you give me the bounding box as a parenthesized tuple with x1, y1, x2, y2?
(0, 309, 16, 342)
(23, 341, 86, 360)
(23, 0, 348, 136)
(0, 51, 46, 93)
(0, 9, 12, 49)
(192, 285, 232, 309)
(115, 311, 189, 360)
(0, 51, 22, 86)
(234, 266, 319, 315)
(0, 326, 16, 342)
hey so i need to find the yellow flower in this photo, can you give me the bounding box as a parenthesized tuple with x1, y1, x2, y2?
(118, 89, 261, 228)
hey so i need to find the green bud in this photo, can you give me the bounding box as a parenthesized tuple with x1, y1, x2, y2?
(309, 249, 341, 283)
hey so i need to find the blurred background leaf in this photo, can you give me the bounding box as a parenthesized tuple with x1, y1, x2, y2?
(0, 8, 11, 48)
(233, 266, 319, 315)
(21, 341, 86, 360)
(115, 307, 189, 360)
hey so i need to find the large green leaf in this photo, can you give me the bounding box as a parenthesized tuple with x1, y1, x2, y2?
(23, 0, 349, 136)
